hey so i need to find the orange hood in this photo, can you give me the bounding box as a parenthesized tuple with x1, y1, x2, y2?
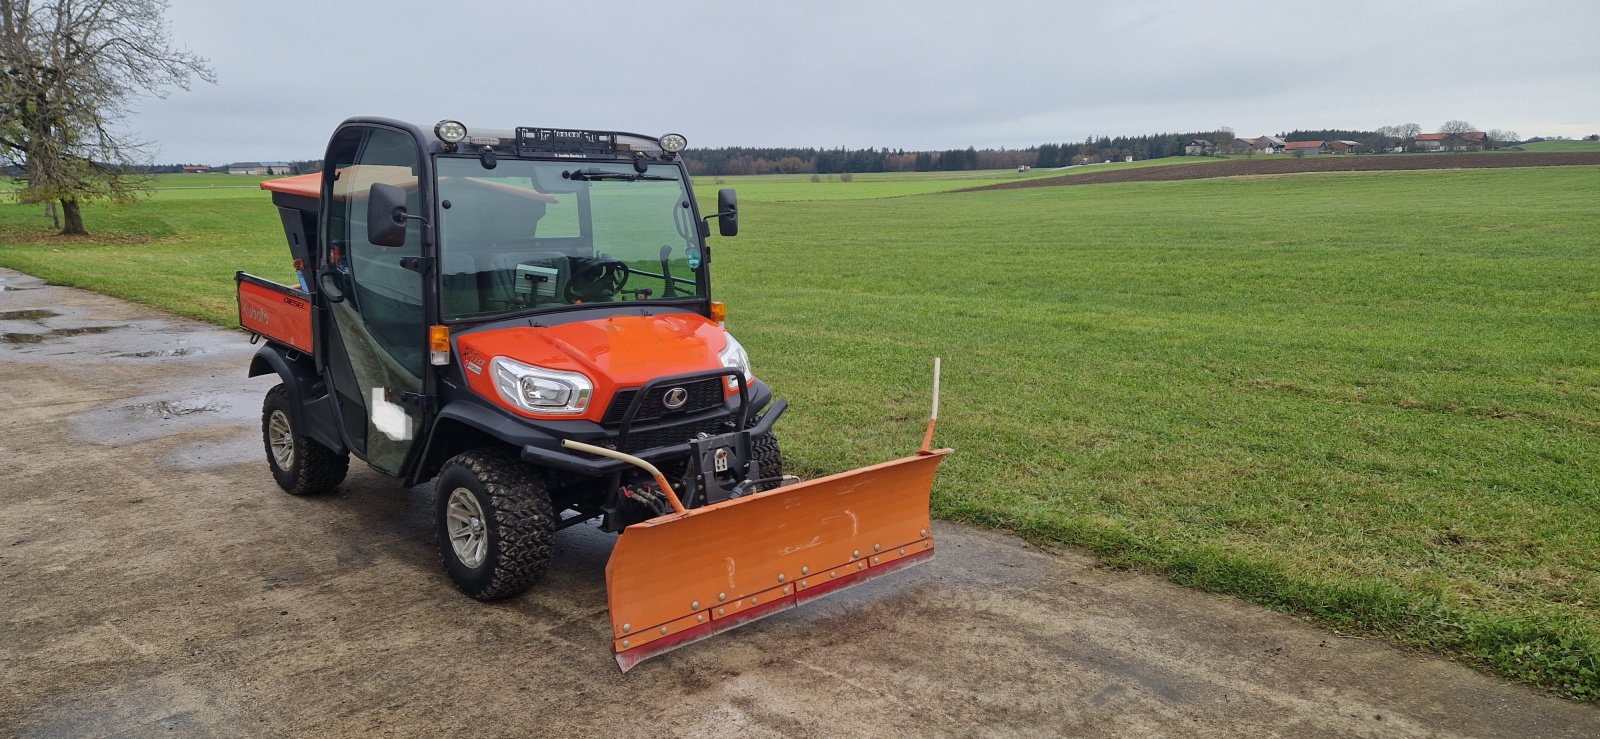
(457, 312, 733, 422)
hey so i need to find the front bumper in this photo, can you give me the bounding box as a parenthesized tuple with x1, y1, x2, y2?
(520, 398, 785, 476)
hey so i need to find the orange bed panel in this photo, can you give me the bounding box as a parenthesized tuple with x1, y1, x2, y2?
(238, 275, 314, 355)
(260, 172, 321, 199)
(607, 448, 950, 670)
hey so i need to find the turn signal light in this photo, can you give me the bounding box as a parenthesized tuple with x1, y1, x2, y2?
(429, 325, 450, 366)
(710, 301, 726, 326)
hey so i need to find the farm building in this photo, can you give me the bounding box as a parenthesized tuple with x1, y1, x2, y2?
(1325, 140, 1362, 154)
(180, 165, 210, 173)
(1184, 140, 1214, 155)
(1254, 136, 1285, 153)
(1414, 131, 1487, 151)
(1283, 140, 1326, 155)
(226, 161, 293, 175)
(1230, 139, 1254, 154)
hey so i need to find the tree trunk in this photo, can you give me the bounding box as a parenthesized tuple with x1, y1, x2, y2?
(59, 198, 87, 235)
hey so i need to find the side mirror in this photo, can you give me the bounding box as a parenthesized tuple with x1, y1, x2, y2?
(717, 188, 738, 237)
(366, 182, 409, 247)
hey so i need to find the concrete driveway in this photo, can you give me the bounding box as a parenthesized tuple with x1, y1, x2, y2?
(1, 267, 1595, 737)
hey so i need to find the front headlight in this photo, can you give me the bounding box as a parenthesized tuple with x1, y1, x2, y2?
(718, 332, 754, 390)
(491, 357, 592, 415)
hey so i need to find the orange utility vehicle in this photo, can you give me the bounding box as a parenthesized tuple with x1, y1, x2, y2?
(238, 118, 949, 670)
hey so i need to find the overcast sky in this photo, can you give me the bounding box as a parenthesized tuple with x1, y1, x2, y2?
(133, 0, 1600, 164)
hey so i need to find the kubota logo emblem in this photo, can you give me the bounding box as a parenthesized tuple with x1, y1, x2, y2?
(662, 387, 689, 410)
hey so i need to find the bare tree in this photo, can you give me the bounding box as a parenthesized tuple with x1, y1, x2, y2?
(1378, 123, 1422, 151)
(1439, 120, 1476, 134)
(0, 0, 212, 235)
(1213, 126, 1236, 155)
(1486, 129, 1520, 145)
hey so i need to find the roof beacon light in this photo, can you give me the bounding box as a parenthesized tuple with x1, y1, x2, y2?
(435, 120, 468, 144)
(659, 133, 687, 153)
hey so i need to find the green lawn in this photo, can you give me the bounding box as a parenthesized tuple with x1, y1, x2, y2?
(1521, 139, 1600, 152)
(3, 165, 1599, 698)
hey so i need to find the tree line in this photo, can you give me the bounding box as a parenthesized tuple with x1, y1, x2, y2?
(685, 129, 1246, 175)
(1032, 130, 1238, 167)
(683, 146, 1032, 176)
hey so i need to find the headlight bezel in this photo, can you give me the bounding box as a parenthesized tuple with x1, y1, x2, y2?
(490, 356, 592, 415)
(718, 332, 754, 391)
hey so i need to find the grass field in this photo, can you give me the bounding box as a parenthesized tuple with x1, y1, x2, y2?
(4, 165, 1600, 698)
(1521, 139, 1600, 152)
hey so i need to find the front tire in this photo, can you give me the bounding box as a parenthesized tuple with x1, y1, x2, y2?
(751, 431, 784, 491)
(262, 384, 348, 496)
(436, 448, 555, 600)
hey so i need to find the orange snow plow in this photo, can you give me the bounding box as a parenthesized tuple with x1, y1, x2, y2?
(597, 447, 948, 670)
(570, 359, 949, 670)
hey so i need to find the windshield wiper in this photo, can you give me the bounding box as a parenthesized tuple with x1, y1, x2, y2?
(562, 168, 673, 182)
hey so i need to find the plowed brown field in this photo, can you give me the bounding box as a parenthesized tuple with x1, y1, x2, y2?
(966, 152, 1600, 191)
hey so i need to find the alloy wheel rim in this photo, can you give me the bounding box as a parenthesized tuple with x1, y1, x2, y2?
(268, 410, 294, 469)
(446, 488, 489, 569)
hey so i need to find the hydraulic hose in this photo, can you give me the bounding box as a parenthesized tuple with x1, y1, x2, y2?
(561, 439, 686, 514)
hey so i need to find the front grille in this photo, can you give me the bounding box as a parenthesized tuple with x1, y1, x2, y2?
(618, 415, 732, 453)
(601, 377, 726, 425)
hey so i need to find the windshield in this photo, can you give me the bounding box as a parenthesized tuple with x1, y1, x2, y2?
(436, 158, 705, 320)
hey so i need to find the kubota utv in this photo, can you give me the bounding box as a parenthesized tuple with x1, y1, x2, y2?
(237, 118, 949, 669)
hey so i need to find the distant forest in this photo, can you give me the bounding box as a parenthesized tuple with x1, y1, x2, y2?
(681, 146, 1031, 176)
(683, 129, 1267, 175)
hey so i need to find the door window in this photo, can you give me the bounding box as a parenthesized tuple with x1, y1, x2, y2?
(322, 125, 426, 473)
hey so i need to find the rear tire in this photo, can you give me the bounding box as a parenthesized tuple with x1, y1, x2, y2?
(262, 384, 348, 496)
(436, 448, 555, 600)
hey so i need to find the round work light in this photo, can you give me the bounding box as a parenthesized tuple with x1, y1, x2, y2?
(658, 133, 688, 152)
(434, 120, 468, 144)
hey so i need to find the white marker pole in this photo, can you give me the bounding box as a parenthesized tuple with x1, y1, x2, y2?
(922, 357, 941, 452)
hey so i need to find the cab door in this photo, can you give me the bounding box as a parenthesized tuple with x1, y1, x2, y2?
(319, 125, 427, 474)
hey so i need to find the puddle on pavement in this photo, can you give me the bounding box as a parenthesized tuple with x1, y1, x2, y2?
(1, 325, 123, 345)
(71, 381, 273, 447)
(52, 326, 121, 337)
(127, 400, 221, 418)
(115, 347, 204, 358)
(0, 309, 58, 321)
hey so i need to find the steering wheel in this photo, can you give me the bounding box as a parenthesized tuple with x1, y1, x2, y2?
(565, 257, 630, 302)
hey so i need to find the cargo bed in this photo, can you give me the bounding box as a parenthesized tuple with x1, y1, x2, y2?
(237, 272, 314, 355)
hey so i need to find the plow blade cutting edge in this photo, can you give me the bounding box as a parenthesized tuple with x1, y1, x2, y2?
(605, 448, 951, 671)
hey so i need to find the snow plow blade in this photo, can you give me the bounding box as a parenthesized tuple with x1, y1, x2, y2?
(606, 448, 951, 671)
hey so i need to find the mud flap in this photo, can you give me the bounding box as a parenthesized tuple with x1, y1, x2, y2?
(606, 448, 950, 671)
